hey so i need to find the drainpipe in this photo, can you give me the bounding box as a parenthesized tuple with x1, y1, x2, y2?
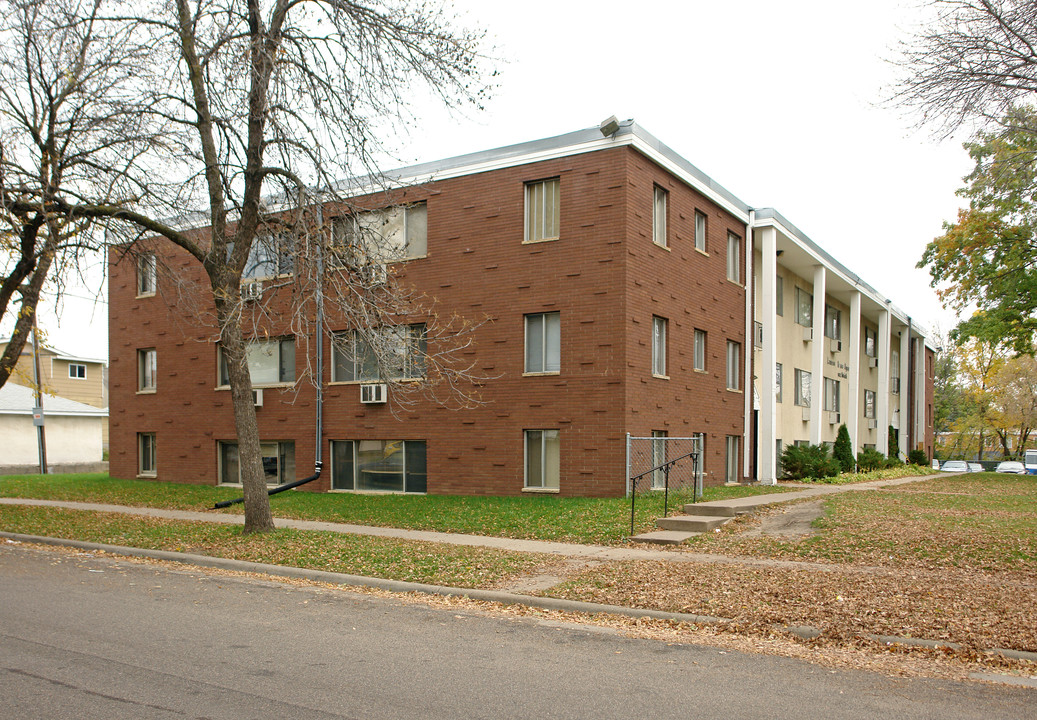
(742, 209, 755, 482)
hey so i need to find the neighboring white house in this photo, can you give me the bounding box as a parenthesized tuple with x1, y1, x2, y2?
(0, 382, 108, 472)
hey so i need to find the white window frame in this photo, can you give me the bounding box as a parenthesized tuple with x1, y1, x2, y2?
(726, 340, 741, 391)
(824, 304, 841, 340)
(823, 377, 840, 413)
(864, 389, 876, 419)
(138, 432, 156, 477)
(68, 363, 87, 379)
(693, 329, 706, 371)
(694, 211, 707, 252)
(652, 186, 668, 248)
(137, 253, 157, 296)
(524, 429, 560, 490)
(727, 232, 741, 283)
(219, 337, 295, 387)
(795, 287, 812, 326)
(795, 368, 811, 407)
(138, 348, 157, 392)
(892, 350, 901, 394)
(524, 312, 561, 374)
(776, 362, 783, 403)
(865, 326, 877, 357)
(652, 316, 667, 377)
(524, 178, 560, 243)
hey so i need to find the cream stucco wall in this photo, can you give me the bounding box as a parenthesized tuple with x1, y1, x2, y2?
(0, 415, 104, 465)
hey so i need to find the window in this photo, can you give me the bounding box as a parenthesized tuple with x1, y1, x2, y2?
(219, 441, 295, 485)
(525, 429, 560, 490)
(776, 439, 783, 478)
(776, 275, 784, 316)
(219, 337, 295, 387)
(776, 362, 783, 403)
(794, 369, 811, 407)
(727, 232, 741, 283)
(694, 211, 707, 252)
(138, 349, 157, 392)
(651, 430, 668, 490)
(693, 329, 707, 371)
(726, 340, 741, 391)
(525, 178, 560, 243)
(864, 326, 877, 357)
(864, 389, 876, 419)
(892, 350, 901, 394)
(138, 254, 156, 295)
(524, 312, 561, 374)
(725, 435, 740, 483)
(138, 433, 156, 476)
(652, 186, 668, 247)
(68, 363, 86, 379)
(824, 304, 841, 340)
(823, 378, 840, 413)
(242, 234, 293, 280)
(333, 203, 428, 264)
(754, 321, 763, 348)
(330, 440, 427, 493)
(652, 316, 667, 377)
(795, 287, 812, 326)
(332, 325, 426, 382)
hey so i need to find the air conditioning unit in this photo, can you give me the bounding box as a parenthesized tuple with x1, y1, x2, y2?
(868, 357, 879, 369)
(242, 281, 263, 301)
(362, 264, 388, 286)
(360, 383, 387, 404)
(252, 388, 263, 407)
(801, 406, 811, 422)
(829, 339, 842, 353)
(867, 419, 877, 430)
(828, 411, 840, 425)
(802, 327, 813, 342)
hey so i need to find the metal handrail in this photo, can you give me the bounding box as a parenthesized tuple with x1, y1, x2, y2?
(629, 450, 699, 535)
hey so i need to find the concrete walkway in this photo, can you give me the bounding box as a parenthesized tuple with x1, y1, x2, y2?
(0, 472, 944, 566)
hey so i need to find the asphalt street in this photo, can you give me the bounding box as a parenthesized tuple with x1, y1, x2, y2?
(2, 542, 1034, 719)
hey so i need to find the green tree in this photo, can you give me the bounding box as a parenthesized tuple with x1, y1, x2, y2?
(832, 424, 855, 473)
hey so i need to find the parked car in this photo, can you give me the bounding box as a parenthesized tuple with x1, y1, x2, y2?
(968, 462, 984, 473)
(995, 461, 1026, 474)
(940, 460, 969, 472)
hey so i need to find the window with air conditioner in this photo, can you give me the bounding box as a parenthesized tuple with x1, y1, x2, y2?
(795, 287, 812, 326)
(795, 369, 811, 407)
(331, 325, 426, 383)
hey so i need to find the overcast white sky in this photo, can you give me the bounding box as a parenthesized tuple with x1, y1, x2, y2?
(12, 0, 971, 359)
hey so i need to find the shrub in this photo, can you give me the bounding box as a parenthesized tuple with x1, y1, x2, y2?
(781, 443, 841, 480)
(856, 447, 886, 472)
(907, 449, 928, 466)
(888, 425, 900, 459)
(832, 424, 855, 472)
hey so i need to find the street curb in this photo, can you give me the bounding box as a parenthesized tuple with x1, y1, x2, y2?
(5, 531, 1037, 666)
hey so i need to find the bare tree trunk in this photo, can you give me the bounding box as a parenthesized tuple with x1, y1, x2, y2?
(0, 227, 56, 390)
(214, 296, 274, 534)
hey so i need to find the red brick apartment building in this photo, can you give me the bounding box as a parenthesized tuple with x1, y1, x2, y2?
(108, 120, 934, 496)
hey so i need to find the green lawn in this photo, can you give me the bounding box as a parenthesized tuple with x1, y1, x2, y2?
(0, 504, 552, 588)
(0, 473, 788, 545)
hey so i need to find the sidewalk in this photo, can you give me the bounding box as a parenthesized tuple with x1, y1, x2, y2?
(0, 472, 942, 566)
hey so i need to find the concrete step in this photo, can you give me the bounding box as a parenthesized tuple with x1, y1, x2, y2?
(630, 530, 701, 545)
(681, 503, 749, 517)
(656, 514, 730, 533)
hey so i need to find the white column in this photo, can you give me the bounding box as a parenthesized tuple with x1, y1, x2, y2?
(758, 228, 777, 485)
(877, 307, 891, 455)
(899, 329, 910, 460)
(848, 292, 862, 457)
(810, 265, 826, 445)
(742, 220, 754, 480)
(914, 336, 926, 455)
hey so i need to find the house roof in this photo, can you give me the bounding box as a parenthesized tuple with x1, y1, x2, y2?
(0, 338, 106, 366)
(0, 382, 108, 417)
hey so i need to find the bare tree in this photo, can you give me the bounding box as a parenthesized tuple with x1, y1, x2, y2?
(0, 0, 154, 389)
(893, 0, 1037, 136)
(21, 0, 492, 532)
